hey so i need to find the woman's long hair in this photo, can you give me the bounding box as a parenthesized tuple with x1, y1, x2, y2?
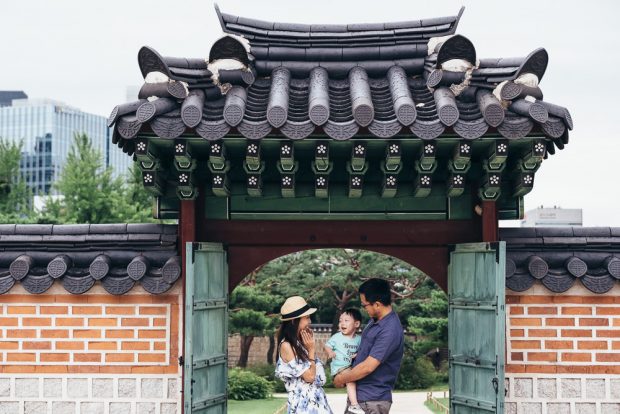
(276, 318, 310, 363)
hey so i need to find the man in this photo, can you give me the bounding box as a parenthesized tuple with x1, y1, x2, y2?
(333, 278, 404, 414)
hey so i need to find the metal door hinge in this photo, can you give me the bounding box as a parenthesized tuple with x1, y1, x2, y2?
(179, 356, 184, 366)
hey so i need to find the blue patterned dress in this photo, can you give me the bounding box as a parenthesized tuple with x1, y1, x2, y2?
(275, 351, 333, 414)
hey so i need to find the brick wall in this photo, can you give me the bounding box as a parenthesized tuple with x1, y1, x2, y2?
(227, 331, 332, 368)
(505, 283, 620, 414)
(9, 278, 620, 413)
(0, 283, 182, 414)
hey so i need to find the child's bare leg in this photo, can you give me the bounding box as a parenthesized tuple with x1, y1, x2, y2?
(346, 381, 359, 406)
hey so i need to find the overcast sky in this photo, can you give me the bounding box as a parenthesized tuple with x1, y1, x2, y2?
(1, 0, 618, 226)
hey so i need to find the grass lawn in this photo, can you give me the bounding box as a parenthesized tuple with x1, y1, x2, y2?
(424, 397, 449, 413)
(324, 387, 347, 394)
(419, 382, 449, 392)
(228, 398, 286, 414)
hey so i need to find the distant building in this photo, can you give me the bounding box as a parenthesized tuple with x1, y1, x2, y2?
(0, 92, 130, 195)
(0, 91, 28, 107)
(521, 206, 583, 227)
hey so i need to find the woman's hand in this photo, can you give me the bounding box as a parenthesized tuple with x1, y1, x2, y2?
(300, 328, 315, 353)
(300, 329, 317, 384)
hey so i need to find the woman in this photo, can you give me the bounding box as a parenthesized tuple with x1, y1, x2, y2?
(275, 296, 333, 414)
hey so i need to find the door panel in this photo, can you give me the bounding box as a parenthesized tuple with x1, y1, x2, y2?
(448, 242, 506, 413)
(184, 242, 228, 414)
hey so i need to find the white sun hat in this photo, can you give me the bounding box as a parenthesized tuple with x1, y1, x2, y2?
(280, 296, 317, 321)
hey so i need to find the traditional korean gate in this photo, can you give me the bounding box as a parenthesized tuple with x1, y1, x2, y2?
(105, 6, 573, 413)
(448, 242, 506, 413)
(184, 243, 228, 414)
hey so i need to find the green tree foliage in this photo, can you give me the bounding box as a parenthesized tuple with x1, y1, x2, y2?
(120, 162, 157, 223)
(38, 134, 156, 224)
(0, 138, 33, 223)
(399, 287, 449, 388)
(42, 133, 127, 223)
(407, 289, 448, 346)
(229, 286, 276, 367)
(250, 249, 427, 329)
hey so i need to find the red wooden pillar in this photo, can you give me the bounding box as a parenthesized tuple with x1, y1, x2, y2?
(179, 199, 196, 414)
(481, 200, 498, 242)
(179, 200, 197, 265)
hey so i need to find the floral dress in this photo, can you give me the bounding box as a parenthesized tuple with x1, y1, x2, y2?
(275, 351, 333, 414)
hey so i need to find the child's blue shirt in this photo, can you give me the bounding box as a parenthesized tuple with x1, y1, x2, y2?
(325, 332, 361, 376)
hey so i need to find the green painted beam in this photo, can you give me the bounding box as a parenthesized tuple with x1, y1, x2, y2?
(385, 142, 402, 171)
(245, 142, 261, 171)
(279, 141, 295, 171)
(447, 173, 466, 198)
(142, 171, 164, 196)
(208, 141, 227, 171)
(138, 135, 546, 221)
(350, 142, 367, 171)
(174, 139, 196, 171)
(487, 139, 508, 171)
(451, 141, 472, 172)
(413, 173, 433, 198)
(228, 211, 447, 220)
(134, 138, 159, 171)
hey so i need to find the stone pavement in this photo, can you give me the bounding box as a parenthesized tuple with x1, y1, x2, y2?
(274, 391, 438, 413)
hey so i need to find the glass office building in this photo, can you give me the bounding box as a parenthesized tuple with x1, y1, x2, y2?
(0, 95, 130, 195)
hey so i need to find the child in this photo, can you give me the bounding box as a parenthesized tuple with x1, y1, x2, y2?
(324, 308, 364, 414)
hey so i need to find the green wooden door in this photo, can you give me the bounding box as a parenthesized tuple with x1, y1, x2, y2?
(184, 242, 228, 414)
(448, 242, 506, 413)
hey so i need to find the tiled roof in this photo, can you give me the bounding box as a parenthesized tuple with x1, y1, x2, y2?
(216, 6, 463, 48)
(3, 224, 618, 296)
(109, 6, 572, 148)
(0, 224, 179, 295)
(500, 228, 620, 294)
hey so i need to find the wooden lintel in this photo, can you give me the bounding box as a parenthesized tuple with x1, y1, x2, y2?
(199, 219, 480, 247)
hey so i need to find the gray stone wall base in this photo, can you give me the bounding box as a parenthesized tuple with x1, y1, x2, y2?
(507, 374, 620, 414)
(0, 375, 181, 414)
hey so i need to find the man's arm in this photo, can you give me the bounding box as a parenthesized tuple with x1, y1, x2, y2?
(333, 356, 380, 387)
(334, 323, 400, 387)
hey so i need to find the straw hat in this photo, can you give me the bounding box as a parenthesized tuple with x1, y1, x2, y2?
(280, 296, 317, 321)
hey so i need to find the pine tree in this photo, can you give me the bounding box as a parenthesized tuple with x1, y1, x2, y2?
(119, 162, 157, 223)
(0, 138, 33, 223)
(43, 133, 128, 223)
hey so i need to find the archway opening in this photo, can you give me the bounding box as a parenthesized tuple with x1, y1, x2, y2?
(226, 248, 449, 409)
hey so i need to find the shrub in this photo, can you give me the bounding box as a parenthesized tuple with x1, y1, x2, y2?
(246, 364, 277, 381)
(395, 356, 438, 390)
(228, 368, 273, 400)
(414, 357, 438, 389)
(245, 363, 287, 393)
(435, 359, 449, 384)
